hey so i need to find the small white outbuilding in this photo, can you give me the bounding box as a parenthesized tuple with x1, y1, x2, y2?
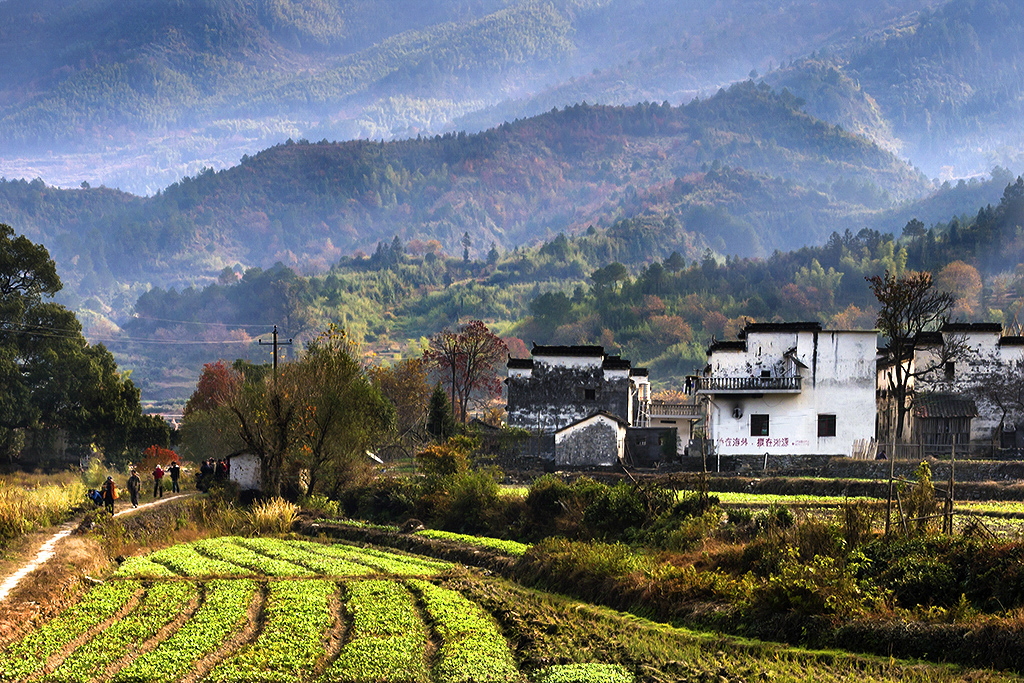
(226, 452, 261, 491)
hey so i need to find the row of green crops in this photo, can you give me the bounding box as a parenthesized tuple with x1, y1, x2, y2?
(408, 578, 520, 683)
(233, 537, 376, 576)
(415, 529, 531, 556)
(325, 580, 429, 683)
(115, 542, 248, 577)
(0, 580, 139, 680)
(193, 537, 317, 577)
(292, 539, 452, 575)
(207, 580, 336, 683)
(51, 581, 198, 682)
(115, 538, 453, 579)
(112, 579, 258, 683)
(4, 566, 990, 682)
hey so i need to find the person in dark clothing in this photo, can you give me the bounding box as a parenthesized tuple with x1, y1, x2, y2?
(102, 476, 117, 515)
(169, 461, 181, 493)
(215, 459, 227, 479)
(153, 464, 165, 498)
(127, 469, 141, 508)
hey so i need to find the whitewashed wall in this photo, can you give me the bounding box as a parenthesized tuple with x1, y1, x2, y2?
(709, 329, 877, 457)
(228, 453, 261, 491)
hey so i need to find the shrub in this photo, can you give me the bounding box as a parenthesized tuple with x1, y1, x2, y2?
(436, 467, 505, 533)
(755, 502, 794, 533)
(342, 476, 418, 522)
(580, 481, 674, 540)
(792, 516, 843, 564)
(299, 493, 340, 518)
(901, 461, 938, 536)
(754, 548, 868, 617)
(842, 499, 876, 548)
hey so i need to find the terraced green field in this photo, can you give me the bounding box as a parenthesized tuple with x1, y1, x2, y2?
(0, 536, 1013, 682)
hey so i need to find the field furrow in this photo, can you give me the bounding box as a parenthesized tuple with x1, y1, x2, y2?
(143, 543, 250, 577)
(48, 581, 197, 682)
(0, 580, 140, 681)
(112, 579, 258, 683)
(407, 579, 519, 683)
(294, 540, 451, 576)
(322, 580, 430, 683)
(194, 537, 316, 577)
(205, 579, 336, 683)
(231, 537, 374, 576)
(113, 556, 179, 578)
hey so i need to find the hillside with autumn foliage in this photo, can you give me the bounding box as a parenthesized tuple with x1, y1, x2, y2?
(0, 82, 929, 316)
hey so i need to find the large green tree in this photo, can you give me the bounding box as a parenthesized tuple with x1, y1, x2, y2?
(180, 328, 394, 496)
(0, 224, 145, 465)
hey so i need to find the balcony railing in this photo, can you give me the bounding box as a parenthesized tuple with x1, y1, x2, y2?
(696, 375, 802, 393)
(649, 402, 702, 418)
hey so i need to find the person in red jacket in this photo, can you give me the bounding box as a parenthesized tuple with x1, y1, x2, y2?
(152, 464, 165, 498)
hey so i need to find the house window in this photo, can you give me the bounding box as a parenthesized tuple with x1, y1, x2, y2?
(945, 362, 955, 380)
(584, 388, 596, 400)
(761, 370, 771, 378)
(818, 414, 837, 437)
(750, 414, 769, 436)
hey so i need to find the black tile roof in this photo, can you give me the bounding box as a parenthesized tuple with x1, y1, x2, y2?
(707, 340, 747, 354)
(942, 322, 1003, 333)
(531, 344, 605, 357)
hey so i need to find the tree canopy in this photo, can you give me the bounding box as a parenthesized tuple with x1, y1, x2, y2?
(0, 224, 147, 466)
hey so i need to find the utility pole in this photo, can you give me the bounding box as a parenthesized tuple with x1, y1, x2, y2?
(258, 325, 292, 378)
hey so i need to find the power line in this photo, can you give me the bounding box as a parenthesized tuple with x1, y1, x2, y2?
(0, 322, 269, 346)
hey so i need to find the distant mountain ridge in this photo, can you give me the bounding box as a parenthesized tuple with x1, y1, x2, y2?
(0, 82, 928, 313)
(0, 0, 942, 193)
(766, 0, 1024, 178)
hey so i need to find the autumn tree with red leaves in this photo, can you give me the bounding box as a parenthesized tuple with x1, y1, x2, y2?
(183, 360, 241, 416)
(424, 320, 507, 424)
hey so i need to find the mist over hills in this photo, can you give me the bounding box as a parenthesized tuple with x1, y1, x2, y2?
(3, 0, 1024, 405)
(0, 83, 931, 315)
(0, 0, 944, 194)
(765, 0, 1024, 179)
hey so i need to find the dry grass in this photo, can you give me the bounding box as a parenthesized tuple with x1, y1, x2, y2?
(0, 477, 87, 546)
(246, 498, 299, 535)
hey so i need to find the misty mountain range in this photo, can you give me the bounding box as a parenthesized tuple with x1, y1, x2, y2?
(2, 0, 1024, 404)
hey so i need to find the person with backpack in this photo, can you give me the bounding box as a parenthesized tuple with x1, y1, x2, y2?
(169, 460, 181, 493)
(102, 476, 117, 515)
(152, 463, 165, 498)
(127, 469, 141, 508)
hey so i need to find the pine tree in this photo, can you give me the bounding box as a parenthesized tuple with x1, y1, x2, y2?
(426, 382, 456, 442)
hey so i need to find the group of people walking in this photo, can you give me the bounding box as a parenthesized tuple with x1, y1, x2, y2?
(92, 460, 183, 515)
(196, 458, 229, 491)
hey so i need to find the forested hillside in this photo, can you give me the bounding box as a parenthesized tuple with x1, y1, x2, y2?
(0, 82, 930, 322)
(0, 0, 941, 193)
(767, 0, 1024, 178)
(110, 168, 1024, 409)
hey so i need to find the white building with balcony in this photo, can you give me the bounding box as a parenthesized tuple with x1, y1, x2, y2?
(696, 322, 878, 457)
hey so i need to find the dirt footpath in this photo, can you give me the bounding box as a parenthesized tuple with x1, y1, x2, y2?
(0, 492, 196, 644)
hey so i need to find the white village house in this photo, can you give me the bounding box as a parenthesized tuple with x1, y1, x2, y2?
(880, 322, 1024, 450)
(694, 322, 878, 458)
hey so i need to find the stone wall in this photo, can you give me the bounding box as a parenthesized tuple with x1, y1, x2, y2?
(507, 363, 630, 432)
(556, 421, 619, 467)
